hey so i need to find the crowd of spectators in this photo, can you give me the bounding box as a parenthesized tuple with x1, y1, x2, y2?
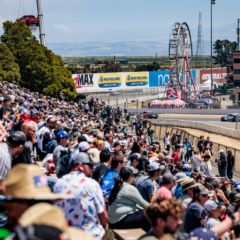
(0, 81, 239, 240)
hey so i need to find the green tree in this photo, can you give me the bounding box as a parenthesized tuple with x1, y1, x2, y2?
(0, 43, 21, 83)
(1, 21, 76, 100)
(213, 39, 237, 66)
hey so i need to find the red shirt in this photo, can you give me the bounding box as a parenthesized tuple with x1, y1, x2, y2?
(172, 150, 180, 164)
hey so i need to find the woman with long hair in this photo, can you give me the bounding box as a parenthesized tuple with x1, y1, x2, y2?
(108, 166, 150, 231)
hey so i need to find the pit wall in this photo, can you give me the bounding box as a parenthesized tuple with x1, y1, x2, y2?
(151, 123, 240, 174)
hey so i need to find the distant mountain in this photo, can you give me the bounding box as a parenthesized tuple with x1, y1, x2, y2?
(47, 40, 211, 57)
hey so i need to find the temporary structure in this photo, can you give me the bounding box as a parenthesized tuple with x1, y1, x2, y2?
(150, 99, 186, 108)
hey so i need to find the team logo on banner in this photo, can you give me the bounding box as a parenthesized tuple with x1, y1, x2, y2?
(98, 73, 122, 88)
(125, 72, 149, 87)
(166, 90, 179, 100)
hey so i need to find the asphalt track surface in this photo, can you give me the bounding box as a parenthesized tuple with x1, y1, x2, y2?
(157, 114, 240, 130)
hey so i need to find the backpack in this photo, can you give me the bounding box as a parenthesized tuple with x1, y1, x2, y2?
(45, 139, 58, 154)
(57, 149, 72, 178)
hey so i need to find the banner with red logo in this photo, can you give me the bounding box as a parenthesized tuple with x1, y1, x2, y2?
(200, 68, 227, 84)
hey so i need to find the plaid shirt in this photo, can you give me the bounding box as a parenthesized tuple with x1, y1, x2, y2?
(0, 143, 12, 180)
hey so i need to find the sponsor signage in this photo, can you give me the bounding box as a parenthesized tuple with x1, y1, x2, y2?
(73, 73, 94, 88)
(97, 73, 122, 88)
(125, 72, 149, 87)
(200, 68, 227, 84)
(149, 70, 196, 87)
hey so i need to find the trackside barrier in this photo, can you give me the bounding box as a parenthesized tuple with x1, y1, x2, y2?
(150, 121, 240, 175)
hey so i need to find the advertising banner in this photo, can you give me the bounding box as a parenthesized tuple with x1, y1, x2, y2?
(200, 68, 227, 85)
(97, 73, 122, 88)
(72, 73, 95, 89)
(149, 70, 170, 87)
(125, 72, 149, 87)
(149, 70, 196, 87)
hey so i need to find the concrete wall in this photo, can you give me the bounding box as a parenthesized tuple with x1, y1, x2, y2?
(151, 123, 240, 174)
(151, 119, 240, 140)
(129, 108, 240, 115)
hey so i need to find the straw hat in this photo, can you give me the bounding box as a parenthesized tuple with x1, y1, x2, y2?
(180, 178, 199, 192)
(18, 203, 94, 240)
(4, 164, 64, 200)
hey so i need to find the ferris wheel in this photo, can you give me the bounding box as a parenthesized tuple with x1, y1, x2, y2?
(167, 22, 197, 101)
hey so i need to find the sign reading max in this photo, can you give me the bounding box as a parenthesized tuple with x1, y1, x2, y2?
(73, 74, 94, 88)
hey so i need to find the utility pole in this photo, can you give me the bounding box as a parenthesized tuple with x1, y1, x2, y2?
(210, 0, 216, 91)
(36, 0, 45, 45)
(237, 19, 240, 51)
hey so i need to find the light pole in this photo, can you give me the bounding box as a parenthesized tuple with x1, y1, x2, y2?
(237, 19, 240, 51)
(210, 0, 215, 91)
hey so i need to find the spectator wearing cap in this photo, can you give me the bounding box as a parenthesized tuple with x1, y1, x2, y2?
(155, 172, 174, 200)
(129, 153, 141, 169)
(137, 162, 161, 202)
(93, 150, 112, 183)
(12, 121, 37, 166)
(204, 200, 222, 230)
(184, 185, 209, 233)
(3, 164, 63, 230)
(78, 141, 90, 153)
(100, 155, 125, 199)
(108, 166, 150, 231)
(139, 199, 184, 240)
(54, 152, 108, 240)
(0, 131, 26, 180)
(53, 131, 69, 172)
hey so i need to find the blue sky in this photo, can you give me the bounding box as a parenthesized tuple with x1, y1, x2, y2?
(0, 0, 239, 49)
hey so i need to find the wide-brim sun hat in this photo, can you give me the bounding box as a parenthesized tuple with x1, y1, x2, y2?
(4, 164, 65, 201)
(175, 172, 189, 183)
(18, 203, 95, 240)
(181, 178, 199, 192)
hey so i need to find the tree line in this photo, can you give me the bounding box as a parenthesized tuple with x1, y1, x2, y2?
(0, 21, 76, 100)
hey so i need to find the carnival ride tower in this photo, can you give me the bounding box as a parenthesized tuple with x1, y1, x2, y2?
(167, 22, 198, 102)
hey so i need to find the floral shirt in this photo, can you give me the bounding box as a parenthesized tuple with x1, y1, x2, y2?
(54, 171, 105, 240)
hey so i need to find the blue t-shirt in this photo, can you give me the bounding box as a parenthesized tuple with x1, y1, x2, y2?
(137, 178, 154, 202)
(100, 168, 119, 197)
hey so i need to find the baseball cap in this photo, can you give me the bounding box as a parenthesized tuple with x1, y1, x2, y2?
(78, 141, 90, 152)
(129, 153, 141, 162)
(204, 200, 220, 212)
(56, 131, 69, 140)
(71, 152, 94, 166)
(7, 131, 26, 148)
(147, 162, 160, 172)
